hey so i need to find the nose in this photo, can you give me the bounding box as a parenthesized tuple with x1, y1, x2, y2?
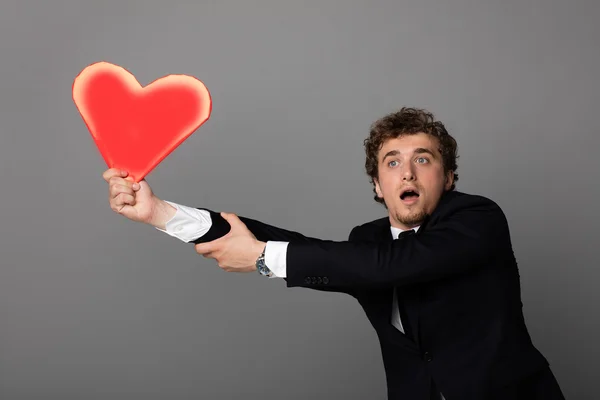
(401, 162, 416, 181)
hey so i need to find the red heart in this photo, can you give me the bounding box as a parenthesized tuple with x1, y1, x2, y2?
(73, 61, 212, 182)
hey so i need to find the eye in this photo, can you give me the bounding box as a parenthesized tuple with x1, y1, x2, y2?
(416, 157, 429, 164)
(388, 160, 398, 167)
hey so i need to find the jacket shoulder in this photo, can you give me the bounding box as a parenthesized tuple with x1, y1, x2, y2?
(348, 216, 389, 241)
(436, 190, 504, 215)
(430, 191, 510, 235)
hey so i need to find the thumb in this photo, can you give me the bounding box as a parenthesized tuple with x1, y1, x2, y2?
(136, 179, 150, 191)
(221, 212, 246, 229)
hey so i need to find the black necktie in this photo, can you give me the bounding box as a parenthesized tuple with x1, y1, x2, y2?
(396, 229, 415, 340)
(397, 229, 415, 240)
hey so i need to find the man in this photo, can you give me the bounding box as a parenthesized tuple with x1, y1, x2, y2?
(104, 108, 564, 399)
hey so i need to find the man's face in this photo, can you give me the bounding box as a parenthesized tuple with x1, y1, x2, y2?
(374, 132, 453, 230)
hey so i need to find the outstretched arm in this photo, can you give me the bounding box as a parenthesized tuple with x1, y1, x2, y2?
(197, 195, 509, 291)
(284, 196, 509, 290)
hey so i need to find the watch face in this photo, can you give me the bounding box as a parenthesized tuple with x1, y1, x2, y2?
(256, 254, 270, 276)
(258, 263, 270, 276)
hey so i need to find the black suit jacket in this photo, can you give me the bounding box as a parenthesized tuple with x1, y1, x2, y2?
(193, 191, 564, 399)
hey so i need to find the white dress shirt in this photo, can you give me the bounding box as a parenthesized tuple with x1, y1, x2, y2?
(157, 201, 443, 399)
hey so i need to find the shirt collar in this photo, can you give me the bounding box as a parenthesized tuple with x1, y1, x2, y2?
(390, 225, 420, 239)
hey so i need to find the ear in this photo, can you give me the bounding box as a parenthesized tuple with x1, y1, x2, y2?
(374, 178, 384, 198)
(444, 171, 455, 191)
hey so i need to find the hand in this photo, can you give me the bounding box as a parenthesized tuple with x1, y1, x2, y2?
(195, 212, 266, 273)
(102, 168, 175, 229)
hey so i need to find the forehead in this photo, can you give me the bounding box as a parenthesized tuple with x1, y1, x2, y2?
(378, 133, 440, 159)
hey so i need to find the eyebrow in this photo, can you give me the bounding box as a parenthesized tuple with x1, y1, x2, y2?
(382, 147, 437, 161)
(414, 148, 437, 158)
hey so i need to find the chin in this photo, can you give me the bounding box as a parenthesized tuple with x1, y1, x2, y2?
(396, 209, 427, 227)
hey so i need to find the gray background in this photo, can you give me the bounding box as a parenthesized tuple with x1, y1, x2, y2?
(1, 0, 598, 399)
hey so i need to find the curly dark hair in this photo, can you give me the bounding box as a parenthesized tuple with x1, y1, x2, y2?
(364, 107, 459, 205)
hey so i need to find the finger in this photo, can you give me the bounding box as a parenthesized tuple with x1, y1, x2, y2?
(102, 168, 121, 182)
(205, 253, 220, 261)
(112, 176, 137, 188)
(110, 183, 135, 199)
(123, 176, 141, 191)
(103, 168, 128, 182)
(195, 242, 216, 254)
(114, 192, 136, 207)
(108, 176, 134, 189)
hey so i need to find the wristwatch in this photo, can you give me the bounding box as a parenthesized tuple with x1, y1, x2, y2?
(255, 246, 274, 277)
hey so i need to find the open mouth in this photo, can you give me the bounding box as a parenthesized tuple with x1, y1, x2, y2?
(400, 188, 420, 202)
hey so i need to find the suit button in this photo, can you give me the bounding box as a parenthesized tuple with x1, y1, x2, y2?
(424, 352, 432, 362)
(311, 277, 317, 284)
(317, 277, 323, 284)
(305, 277, 311, 284)
(323, 277, 329, 284)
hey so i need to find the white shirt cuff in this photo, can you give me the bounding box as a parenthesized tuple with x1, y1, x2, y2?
(155, 201, 212, 242)
(264, 241, 288, 278)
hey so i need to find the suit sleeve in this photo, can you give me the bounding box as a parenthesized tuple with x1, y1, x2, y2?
(190, 209, 315, 244)
(284, 196, 511, 290)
